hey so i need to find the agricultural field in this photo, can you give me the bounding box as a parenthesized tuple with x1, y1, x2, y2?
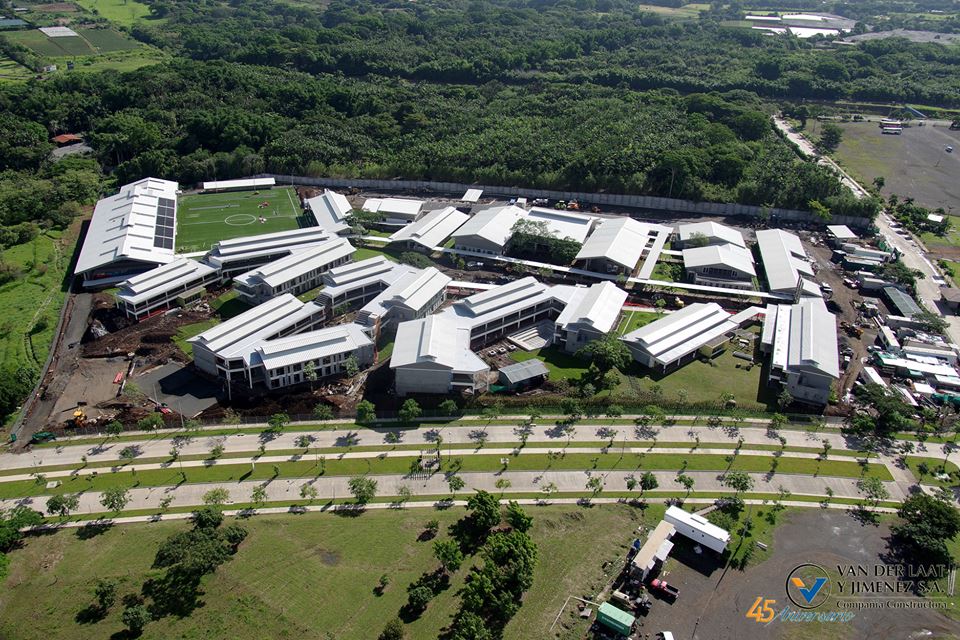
(0, 505, 649, 640)
(3, 29, 94, 57)
(175, 187, 305, 253)
(635, 2, 708, 19)
(1, 27, 163, 77)
(830, 120, 960, 214)
(0, 55, 33, 82)
(72, 0, 153, 26)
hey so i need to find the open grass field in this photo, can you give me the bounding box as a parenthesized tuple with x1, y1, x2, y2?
(78, 27, 141, 51)
(72, 0, 152, 25)
(511, 345, 589, 380)
(616, 309, 660, 335)
(0, 227, 76, 405)
(176, 187, 304, 253)
(4, 29, 94, 56)
(831, 121, 960, 213)
(0, 504, 654, 640)
(635, 2, 707, 18)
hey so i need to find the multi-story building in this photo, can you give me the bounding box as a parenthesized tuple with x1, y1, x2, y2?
(232, 237, 354, 305)
(116, 258, 220, 321)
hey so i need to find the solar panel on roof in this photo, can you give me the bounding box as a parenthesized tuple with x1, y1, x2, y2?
(153, 197, 176, 248)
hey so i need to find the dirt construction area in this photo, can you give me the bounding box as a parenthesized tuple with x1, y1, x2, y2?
(833, 121, 960, 213)
(636, 509, 960, 640)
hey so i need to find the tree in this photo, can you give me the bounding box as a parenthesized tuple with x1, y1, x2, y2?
(506, 501, 533, 532)
(723, 470, 753, 494)
(267, 412, 290, 432)
(313, 403, 334, 421)
(448, 474, 465, 496)
(378, 617, 405, 640)
(137, 413, 164, 431)
(407, 585, 433, 613)
(348, 476, 378, 504)
(912, 310, 949, 335)
(122, 604, 150, 636)
(872, 176, 885, 192)
(856, 476, 889, 508)
(203, 488, 230, 506)
(250, 484, 268, 508)
(777, 389, 794, 411)
(606, 404, 623, 421)
(677, 473, 695, 494)
(819, 123, 842, 152)
(100, 487, 130, 515)
(560, 398, 583, 421)
(769, 413, 788, 432)
(46, 493, 80, 517)
(303, 361, 318, 390)
(639, 471, 659, 494)
(94, 578, 118, 611)
(495, 478, 512, 494)
(300, 483, 319, 502)
(344, 355, 360, 377)
(467, 490, 501, 531)
(399, 398, 422, 424)
(438, 399, 459, 416)
(807, 199, 831, 222)
(434, 539, 464, 574)
(356, 400, 376, 424)
(397, 484, 412, 505)
(105, 420, 123, 437)
(209, 443, 225, 459)
(586, 476, 604, 495)
(540, 482, 558, 500)
(577, 334, 631, 371)
(892, 494, 960, 564)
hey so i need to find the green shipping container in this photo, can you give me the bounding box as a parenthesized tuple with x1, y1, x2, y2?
(597, 602, 635, 637)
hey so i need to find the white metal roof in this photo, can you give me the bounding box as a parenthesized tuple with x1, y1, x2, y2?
(306, 189, 353, 234)
(202, 177, 275, 190)
(676, 221, 746, 248)
(575, 217, 670, 270)
(206, 226, 331, 265)
(462, 189, 483, 203)
(451, 205, 524, 249)
(499, 359, 549, 384)
(555, 281, 628, 334)
(75, 177, 179, 275)
(523, 207, 596, 244)
(116, 258, 218, 305)
(682, 244, 756, 276)
(254, 323, 371, 370)
(360, 267, 451, 320)
(457, 276, 548, 317)
(826, 225, 857, 240)
(860, 366, 886, 387)
(755, 229, 814, 293)
(665, 506, 731, 544)
(362, 197, 423, 218)
(233, 237, 354, 289)
(324, 256, 397, 287)
(623, 303, 736, 366)
(189, 294, 320, 362)
(389, 206, 469, 250)
(784, 297, 840, 378)
(39, 26, 77, 37)
(391, 315, 487, 372)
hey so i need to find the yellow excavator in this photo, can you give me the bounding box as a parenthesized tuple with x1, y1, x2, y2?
(72, 406, 86, 428)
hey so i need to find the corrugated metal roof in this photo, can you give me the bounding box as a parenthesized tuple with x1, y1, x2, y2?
(117, 258, 218, 304)
(884, 287, 922, 317)
(208, 227, 332, 263)
(524, 207, 596, 244)
(75, 178, 180, 275)
(451, 205, 524, 249)
(575, 217, 670, 270)
(234, 237, 354, 288)
(255, 323, 371, 370)
(554, 281, 628, 333)
(499, 358, 549, 384)
(682, 244, 756, 276)
(391, 315, 487, 372)
(202, 178, 275, 190)
(623, 303, 735, 365)
(826, 225, 857, 240)
(306, 190, 352, 234)
(676, 221, 746, 248)
(363, 197, 423, 218)
(755, 229, 814, 293)
(389, 206, 469, 249)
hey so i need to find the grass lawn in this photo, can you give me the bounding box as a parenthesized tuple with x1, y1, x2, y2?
(615, 310, 660, 335)
(76, 27, 142, 51)
(0, 504, 664, 640)
(210, 290, 251, 320)
(72, 0, 152, 25)
(510, 346, 588, 380)
(904, 456, 959, 487)
(0, 55, 33, 82)
(176, 187, 304, 253)
(624, 345, 772, 411)
(172, 319, 218, 357)
(651, 261, 680, 282)
(922, 229, 960, 250)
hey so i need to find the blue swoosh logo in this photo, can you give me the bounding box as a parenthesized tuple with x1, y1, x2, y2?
(798, 577, 827, 603)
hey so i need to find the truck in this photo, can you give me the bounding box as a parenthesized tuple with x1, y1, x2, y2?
(648, 578, 679, 599)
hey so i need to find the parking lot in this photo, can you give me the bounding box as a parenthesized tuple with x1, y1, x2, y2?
(633, 509, 960, 640)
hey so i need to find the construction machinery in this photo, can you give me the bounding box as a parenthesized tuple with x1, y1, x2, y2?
(72, 403, 87, 428)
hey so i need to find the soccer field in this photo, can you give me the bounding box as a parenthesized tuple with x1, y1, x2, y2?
(176, 187, 306, 252)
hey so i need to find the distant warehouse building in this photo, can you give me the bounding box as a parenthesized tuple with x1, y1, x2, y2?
(363, 197, 424, 224)
(75, 177, 180, 288)
(451, 205, 524, 255)
(116, 258, 220, 321)
(760, 297, 839, 406)
(883, 286, 923, 318)
(755, 229, 821, 297)
(232, 237, 355, 305)
(201, 177, 275, 192)
(674, 221, 746, 249)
